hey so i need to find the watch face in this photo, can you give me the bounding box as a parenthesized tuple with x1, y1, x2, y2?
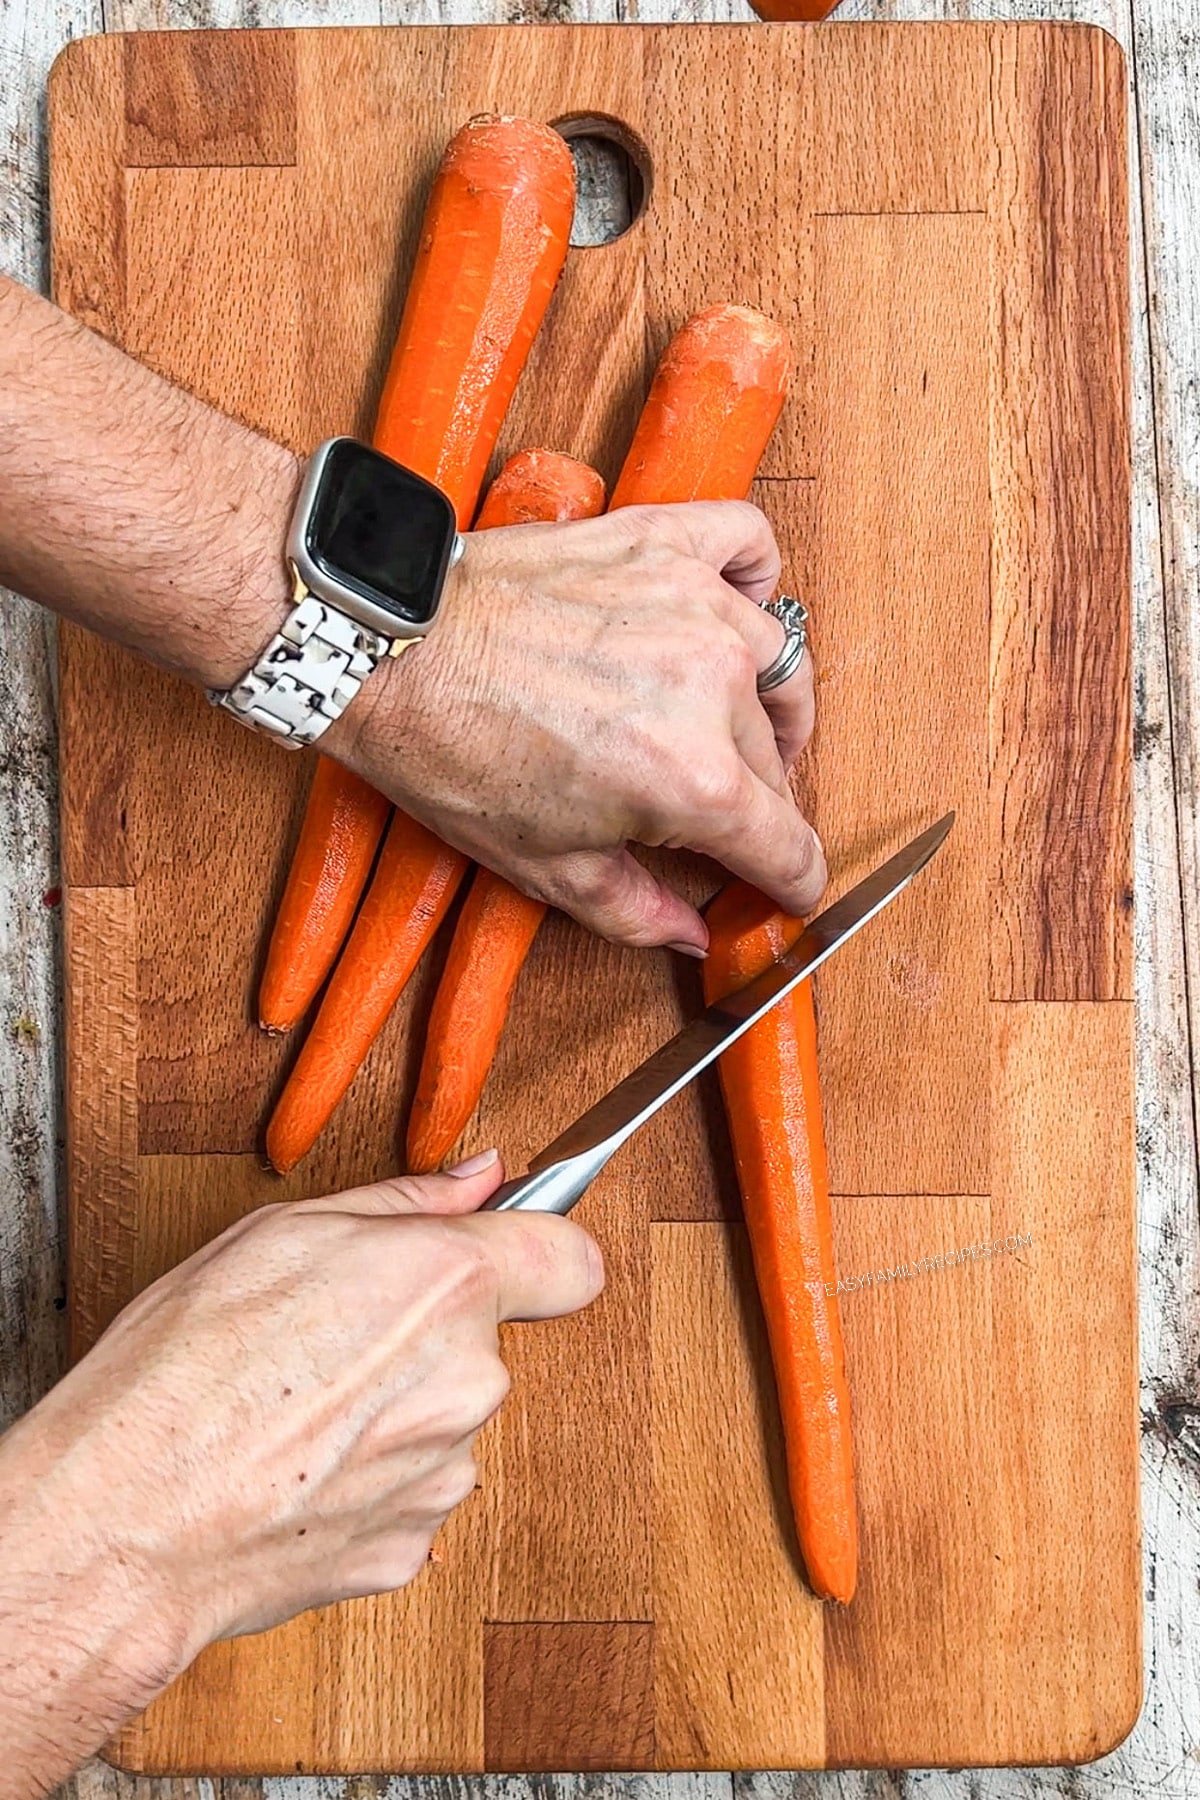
(306, 440, 457, 627)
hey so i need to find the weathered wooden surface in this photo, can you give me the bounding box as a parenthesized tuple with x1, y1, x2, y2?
(0, 0, 1193, 1794)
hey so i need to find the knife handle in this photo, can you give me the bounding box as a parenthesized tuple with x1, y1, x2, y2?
(479, 1146, 612, 1215)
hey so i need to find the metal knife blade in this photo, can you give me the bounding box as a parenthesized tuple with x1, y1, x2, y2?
(482, 810, 954, 1215)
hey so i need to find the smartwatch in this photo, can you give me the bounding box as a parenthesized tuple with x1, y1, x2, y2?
(210, 437, 463, 746)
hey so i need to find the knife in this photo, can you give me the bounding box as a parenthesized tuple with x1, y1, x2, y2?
(481, 811, 954, 1216)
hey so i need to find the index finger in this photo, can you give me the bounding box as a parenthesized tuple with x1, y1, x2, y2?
(689, 764, 827, 917)
(454, 1211, 606, 1323)
(624, 500, 782, 604)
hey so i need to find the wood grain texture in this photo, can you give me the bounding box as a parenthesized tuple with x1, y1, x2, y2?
(46, 16, 1136, 1780)
(123, 28, 297, 167)
(484, 1624, 655, 1771)
(651, 1223, 825, 1770)
(988, 23, 1132, 1003)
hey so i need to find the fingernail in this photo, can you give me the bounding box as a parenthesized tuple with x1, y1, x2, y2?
(448, 1148, 500, 1178)
(668, 941, 708, 960)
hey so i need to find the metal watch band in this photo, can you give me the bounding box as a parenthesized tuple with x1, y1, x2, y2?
(208, 588, 396, 748)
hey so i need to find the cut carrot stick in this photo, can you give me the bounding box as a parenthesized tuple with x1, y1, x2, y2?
(609, 303, 792, 508)
(405, 451, 606, 1172)
(404, 307, 793, 1168)
(267, 451, 598, 1170)
(266, 814, 468, 1174)
(258, 116, 576, 1034)
(703, 881, 857, 1605)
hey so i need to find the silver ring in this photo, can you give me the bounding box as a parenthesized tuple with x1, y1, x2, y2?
(756, 595, 809, 693)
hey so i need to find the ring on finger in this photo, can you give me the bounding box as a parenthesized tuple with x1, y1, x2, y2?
(756, 595, 809, 694)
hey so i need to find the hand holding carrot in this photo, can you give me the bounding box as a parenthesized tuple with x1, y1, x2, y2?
(334, 499, 822, 952)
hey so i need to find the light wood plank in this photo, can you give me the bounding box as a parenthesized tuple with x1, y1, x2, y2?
(987, 22, 1132, 1002)
(807, 210, 991, 1197)
(652, 1222, 826, 1770)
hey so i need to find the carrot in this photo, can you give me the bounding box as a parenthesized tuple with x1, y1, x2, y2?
(473, 448, 605, 529)
(266, 814, 468, 1173)
(267, 451, 598, 1170)
(608, 303, 792, 509)
(259, 765, 391, 1034)
(746, 1, 841, 18)
(703, 881, 856, 1605)
(405, 452, 605, 1172)
(404, 309, 791, 1169)
(258, 116, 576, 1034)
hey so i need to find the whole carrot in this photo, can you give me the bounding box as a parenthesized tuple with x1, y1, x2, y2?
(405, 307, 792, 1170)
(703, 881, 857, 1605)
(266, 451, 599, 1172)
(266, 814, 468, 1174)
(258, 116, 576, 1034)
(406, 451, 607, 1172)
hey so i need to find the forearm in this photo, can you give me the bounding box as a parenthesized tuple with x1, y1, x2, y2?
(0, 273, 297, 690)
(0, 1415, 202, 1799)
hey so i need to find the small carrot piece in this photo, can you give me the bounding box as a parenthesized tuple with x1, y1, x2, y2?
(405, 451, 605, 1173)
(609, 303, 792, 509)
(703, 882, 857, 1605)
(266, 815, 468, 1174)
(746, 1, 841, 18)
(258, 116, 576, 1034)
(473, 448, 606, 529)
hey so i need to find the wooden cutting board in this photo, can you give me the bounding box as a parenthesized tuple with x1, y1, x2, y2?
(50, 21, 1136, 1775)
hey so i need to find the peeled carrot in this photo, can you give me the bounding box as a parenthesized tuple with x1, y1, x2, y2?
(473, 448, 605, 529)
(267, 451, 597, 1170)
(406, 451, 606, 1172)
(609, 303, 792, 509)
(257, 116, 576, 1034)
(259, 765, 391, 1035)
(266, 815, 468, 1173)
(404, 308, 791, 1169)
(703, 882, 856, 1605)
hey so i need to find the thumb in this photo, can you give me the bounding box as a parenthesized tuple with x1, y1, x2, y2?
(309, 1150, 505, 1219)
(547, 848, 708, 954)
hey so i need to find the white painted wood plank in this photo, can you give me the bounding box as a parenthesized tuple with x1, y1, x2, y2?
(0, 0, 98, 1435)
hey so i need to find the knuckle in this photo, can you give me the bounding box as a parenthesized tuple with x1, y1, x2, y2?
(687, 755, 745, 819)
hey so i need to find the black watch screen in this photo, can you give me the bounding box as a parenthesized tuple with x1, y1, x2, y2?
(306, 439, 458, 627)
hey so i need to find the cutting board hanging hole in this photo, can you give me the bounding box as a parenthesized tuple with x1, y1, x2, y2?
(553, 114, 650, 247)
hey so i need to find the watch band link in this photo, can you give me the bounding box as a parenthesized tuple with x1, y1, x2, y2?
(209, 591, 394, 748)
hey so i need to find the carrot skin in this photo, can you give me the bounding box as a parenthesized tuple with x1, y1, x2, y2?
(703, 884, 857, 1605)
(258, 116, 575, 1035)
(266, 814, 469, 1174)
(259, 764, 392, 1034)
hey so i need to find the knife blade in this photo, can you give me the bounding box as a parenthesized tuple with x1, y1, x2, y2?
(481, 811, 954, 1215)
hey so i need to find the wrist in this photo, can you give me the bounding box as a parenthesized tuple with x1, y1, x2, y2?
(192, 430, 302, 692)
(0, 1421, 204, 1787)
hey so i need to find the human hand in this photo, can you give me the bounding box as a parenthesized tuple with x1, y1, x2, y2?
(0, 1155, 601, 1650)
(338, 501, 824, 951)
